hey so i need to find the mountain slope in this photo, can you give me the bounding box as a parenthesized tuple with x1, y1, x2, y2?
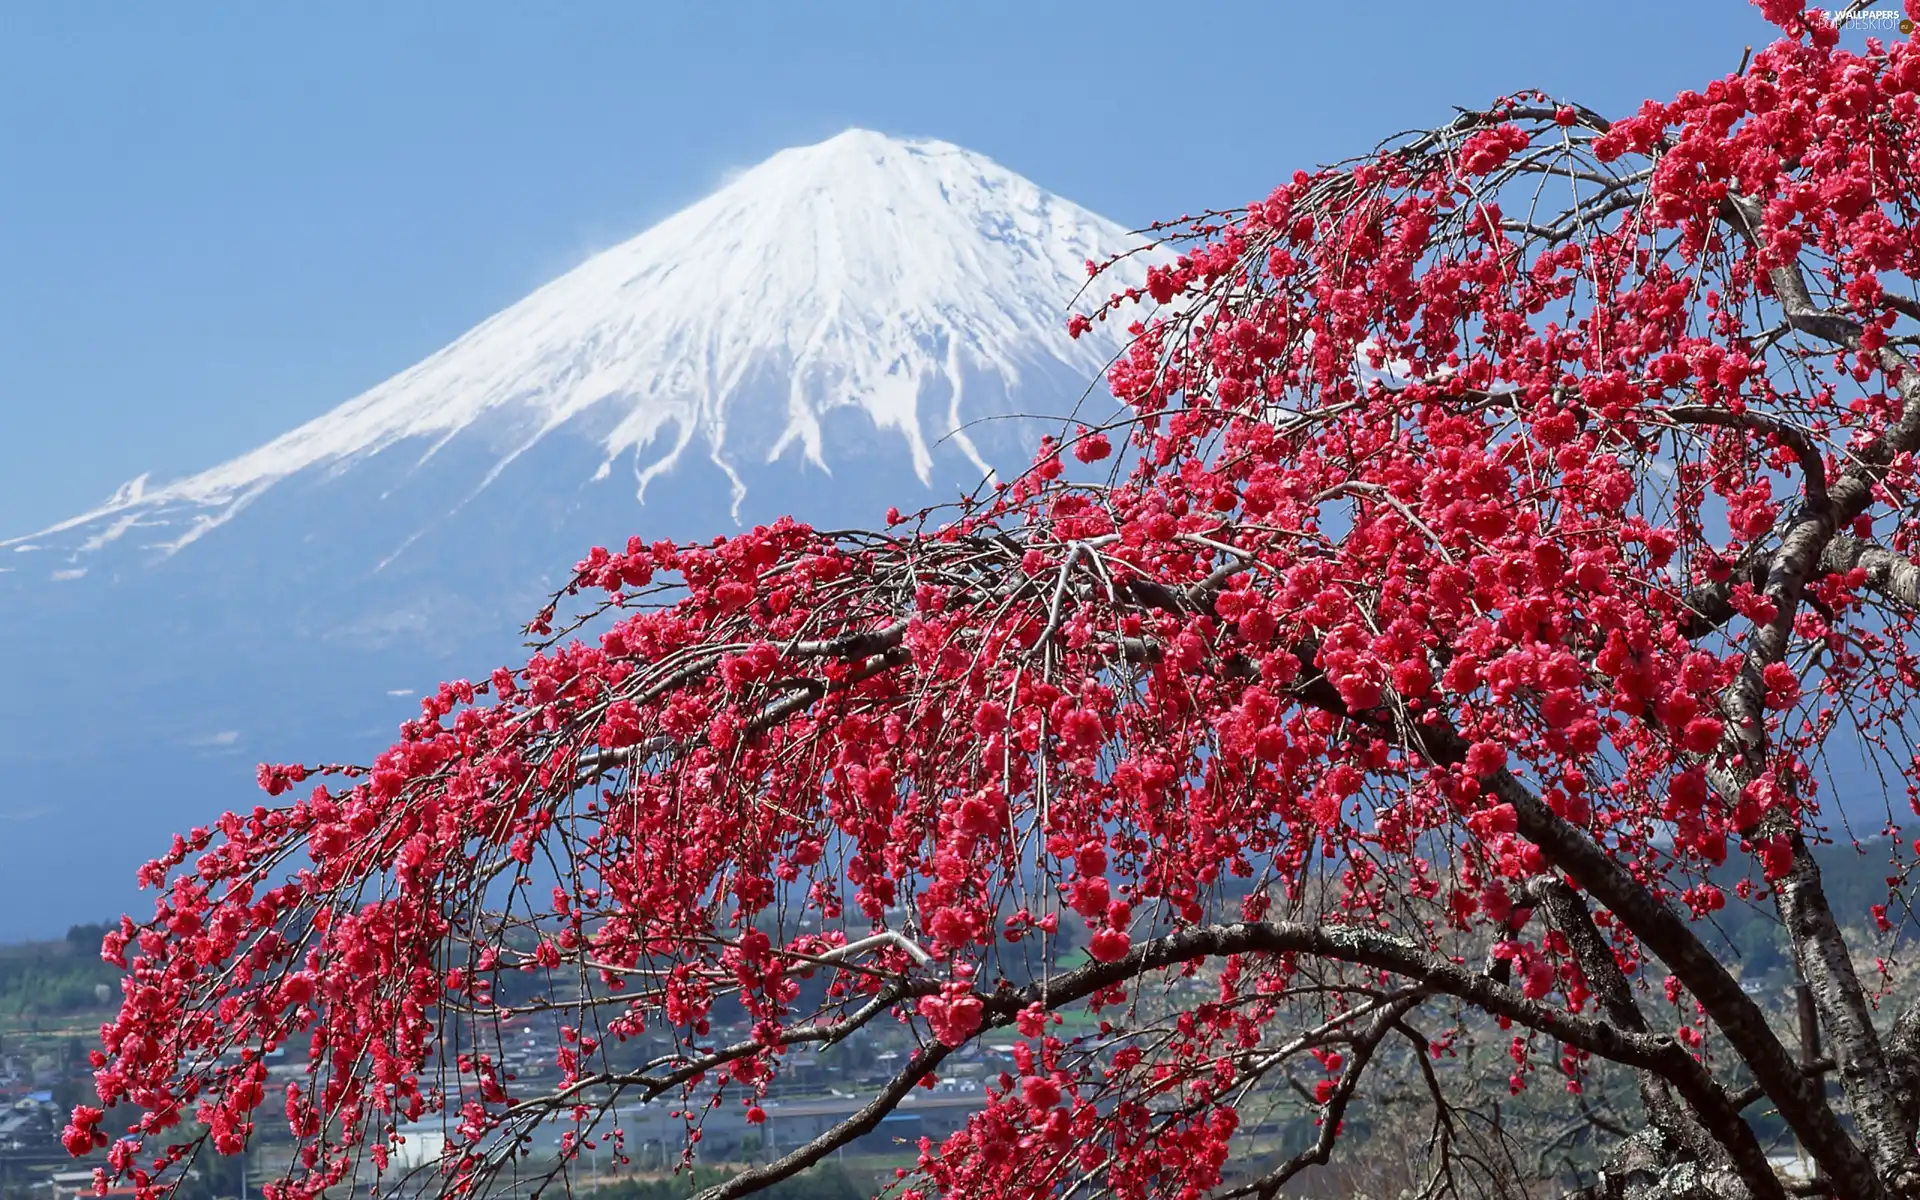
(0, 130, 1147, 939)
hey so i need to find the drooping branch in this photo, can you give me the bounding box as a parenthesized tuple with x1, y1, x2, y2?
(696, 919, 1757, 1200)
(1663, 405, 1829, 513)
(1490, 771, 1876, 1198)
(1221, 993, 1430, 1200)
(1520, 877, 1771, 1198)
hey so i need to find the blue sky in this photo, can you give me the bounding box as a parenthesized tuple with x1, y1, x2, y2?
(0, 2, 1793, 535)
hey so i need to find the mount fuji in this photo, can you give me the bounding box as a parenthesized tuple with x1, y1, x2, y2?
(0, 131, 1149, 938)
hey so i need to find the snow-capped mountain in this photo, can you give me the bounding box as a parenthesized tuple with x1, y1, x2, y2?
(0, 130, 1147, 939)
(12, 129, 1133, 564)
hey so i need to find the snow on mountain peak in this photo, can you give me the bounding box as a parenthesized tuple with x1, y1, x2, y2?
(19, 129, 1146, 554)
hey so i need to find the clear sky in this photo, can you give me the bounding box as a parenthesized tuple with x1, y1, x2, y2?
(0, 2, 1797, 535)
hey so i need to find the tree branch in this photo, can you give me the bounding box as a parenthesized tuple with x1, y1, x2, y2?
(1663, 405, 1829, 513)
(1521, 877, 1777, 1199)
(694, 918, 1775, 1200)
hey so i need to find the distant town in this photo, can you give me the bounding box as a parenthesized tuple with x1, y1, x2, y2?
(3, 842, 1904, 1200)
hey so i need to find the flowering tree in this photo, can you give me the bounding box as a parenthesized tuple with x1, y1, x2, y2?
(69, 6, 1920, 1200)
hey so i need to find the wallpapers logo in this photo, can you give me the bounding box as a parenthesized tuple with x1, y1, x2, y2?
(1813, 6, 1917, 33)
